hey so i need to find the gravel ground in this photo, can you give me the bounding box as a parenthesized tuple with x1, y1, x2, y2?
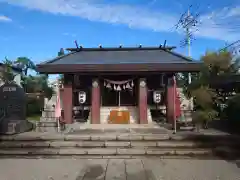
(0, 158, 239, 180)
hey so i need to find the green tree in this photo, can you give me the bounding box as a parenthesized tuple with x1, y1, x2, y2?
(15, 57, 36, 76)
(24, 75, 53, 99)
(13, 57, 53, 99)
(184, 51, 239, 130)
(0, 58, 16, 83)
(58, 48, 65, 56)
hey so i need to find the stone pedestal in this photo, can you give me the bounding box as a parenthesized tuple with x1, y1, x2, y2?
(0, 119, 33, 135)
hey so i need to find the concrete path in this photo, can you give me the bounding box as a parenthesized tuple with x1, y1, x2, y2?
(0, 158, 239, 180)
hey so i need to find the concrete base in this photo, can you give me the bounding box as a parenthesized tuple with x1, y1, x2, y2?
(0, 120, 33, 135)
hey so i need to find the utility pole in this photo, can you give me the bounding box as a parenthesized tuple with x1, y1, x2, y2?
(187, 9, 192, 84)
(176, 6, 200, 83)
(176, 6, 201, 112)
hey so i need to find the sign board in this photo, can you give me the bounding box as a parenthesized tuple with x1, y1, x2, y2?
(78, 91, 86, 104)
(153, 91, 162, 104)
(3, 87, 17, 92)
(0, 82, 32, 134)
(0, 82, 26, 120)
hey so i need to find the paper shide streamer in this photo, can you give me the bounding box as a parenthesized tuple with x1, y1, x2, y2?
(103, 79, 134, 91)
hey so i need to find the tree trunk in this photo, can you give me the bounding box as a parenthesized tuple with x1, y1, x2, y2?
(24, 69, 28, 76)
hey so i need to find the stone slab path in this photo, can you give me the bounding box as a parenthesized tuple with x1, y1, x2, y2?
(0, 158, 239, 180)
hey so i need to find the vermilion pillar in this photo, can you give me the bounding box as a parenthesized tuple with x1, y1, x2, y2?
(91, 79, 100, 124)
(62, 78, 73, 124)
(139, 78, 148, 124)
(166, 75, 174, 126)
(59, 88, 64, 122)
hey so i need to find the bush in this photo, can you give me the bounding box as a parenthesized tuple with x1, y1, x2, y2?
(192, 109, 218, 131)
(26, 97, 43, 116)
(224, 94, 240, 132)
(191, 86, 218, 130)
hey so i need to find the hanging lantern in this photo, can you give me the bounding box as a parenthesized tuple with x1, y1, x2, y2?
(123, 85, 126, 90)
(104, 81, 106, 86)
(114, 84, 117, 90)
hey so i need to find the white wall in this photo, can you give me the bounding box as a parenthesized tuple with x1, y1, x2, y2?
(13, 73, 21, 86)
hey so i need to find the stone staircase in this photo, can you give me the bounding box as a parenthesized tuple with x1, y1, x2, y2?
(0, 128, 239, 159)
(99, 106, 152, 124)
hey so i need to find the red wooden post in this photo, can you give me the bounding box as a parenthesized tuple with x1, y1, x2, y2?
(139, 78, 148, 124)
(91, 79, 100, 124)
(62, 76, 73, 124)
(166, 75, 174, 127)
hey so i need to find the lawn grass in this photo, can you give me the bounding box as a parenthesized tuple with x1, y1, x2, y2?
(27, 114, 41, 121)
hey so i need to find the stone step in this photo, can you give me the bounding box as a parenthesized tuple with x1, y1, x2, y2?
(1, 132, 240, 143)
(0, 147, 238, 159)
(0, 147, 215, 156)
(41, 111, 55, 118)
(0, 132, 239, 158)
(0, 140, 239, 149)
(0, 134, 170, 141)
(37, 121, 57, 126)
(40, 117, 56, 121)
(35, 121, 58, 133)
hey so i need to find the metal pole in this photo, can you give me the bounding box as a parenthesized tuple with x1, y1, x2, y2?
(173, 75, 177, 134)
(118, 91, 121, 107)
(57, 117, 61, 132)
(187, 9, 192, 85)
(187, 9, 193, 111)
(187, 9, 191, 58)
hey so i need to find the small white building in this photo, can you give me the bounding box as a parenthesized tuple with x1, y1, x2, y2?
(0, 63, 22, 86)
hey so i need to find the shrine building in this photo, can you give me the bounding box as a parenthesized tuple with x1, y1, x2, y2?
(36, 45, 202, 125)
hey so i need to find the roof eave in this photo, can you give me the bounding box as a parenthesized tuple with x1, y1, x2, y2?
(37, 63, 202, 74)
(66, 46, 177, 52)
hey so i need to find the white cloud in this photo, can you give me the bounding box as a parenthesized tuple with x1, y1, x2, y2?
(227, 6, 240, 17)
(63, 32, 76, 37)
(0, 15, 12, 22)
(0, 0, 178, 32)
(197, 6, 240, 41)
(0, 0, 240, 41)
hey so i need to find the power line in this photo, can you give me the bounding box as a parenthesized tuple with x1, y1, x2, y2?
(198, 3, 240, 33)
(219, 40, 240, 52)
(167, 5, 194, 33)
(217, 40, 240, 58)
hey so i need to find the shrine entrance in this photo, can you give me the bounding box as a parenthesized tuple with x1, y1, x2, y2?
(37, 45, 202, 125)
(101, 78, 137, 107)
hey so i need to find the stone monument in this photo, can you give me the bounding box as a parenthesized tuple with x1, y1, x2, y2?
(0, 82, 32, 134)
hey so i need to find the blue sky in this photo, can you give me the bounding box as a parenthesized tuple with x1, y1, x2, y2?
(0, 0, 239, 66)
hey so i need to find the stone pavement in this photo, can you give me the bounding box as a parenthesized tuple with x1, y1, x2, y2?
(0, 158, 239, 180)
